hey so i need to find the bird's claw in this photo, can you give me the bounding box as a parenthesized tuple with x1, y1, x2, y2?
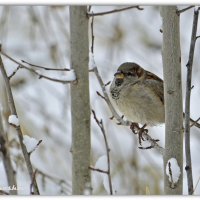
(130, 123, 148, 145)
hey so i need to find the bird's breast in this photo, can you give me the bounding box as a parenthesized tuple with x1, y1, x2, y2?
(111, 83, 165, 125)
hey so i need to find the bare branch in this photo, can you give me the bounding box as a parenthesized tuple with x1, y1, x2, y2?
(0, 49, 76, 84)
(88, 5, 92, 13)
(176, 6, 195, 15)
(87, 6, 143, 17)
(168, 162, 175, 189)
(105, 81, 111, 87)
(90, 15, 95, 53)
(30, 170, 38, 195)
(196, 35, 200, 40)
(29, 140, 42, 155)
(96, 91, 106, 101)
(0, 55, 39, 194)
(91, 109, 113, 195)
(89, 166, 108, 174)
(21, 59, 70, 71)
(184, 8, 199, 195)
(190, 117, 200, 128)
(8, 65, 21, 80)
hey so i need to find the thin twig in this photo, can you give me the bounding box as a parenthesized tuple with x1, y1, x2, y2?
(89, 166, 108, 174)
(177, 6, 195, 15)
(8, 65, 20, 80)
(21, 60, 70, 71)
(0, 50, 76, 84)
(185, 8, 199, 195)
(196, 35, 200, 40)
(168, 162, 175, 189)
(190, 117, 200, 128)
(30, 170, 38, 195)
(88, 6, 92, 13)
(105, 81, 111, 87)
(91, 110, 113, 195)
(90, 15, 94, 53)
(87, 6, 143, 17)
(0, 55, 39, 195)
(96, 91, 106, 101)
(29, 140, 42, 155)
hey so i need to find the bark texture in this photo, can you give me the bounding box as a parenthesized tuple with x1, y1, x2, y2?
(69, 6, 91, 195)
(160, 6, 183, 195)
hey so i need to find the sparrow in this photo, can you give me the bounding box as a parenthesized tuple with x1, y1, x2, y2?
(110, 62, 200, 128)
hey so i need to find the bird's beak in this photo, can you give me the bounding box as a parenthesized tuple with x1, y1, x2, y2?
(114, 71, 124, 79)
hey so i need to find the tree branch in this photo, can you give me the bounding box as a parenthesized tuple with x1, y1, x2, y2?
(21, 59, 70, 71)
(184, 8, 199, 195)
(0, 55, 40, 195)
(90, 15, 95, 53)
(91, 109, 113, 195)
(30, 170, 38, 195)
(87, 6, 143, 17)
(89, 166, 108, 174)
(176, 6, 195, 15)
(0, 49, 76, 84)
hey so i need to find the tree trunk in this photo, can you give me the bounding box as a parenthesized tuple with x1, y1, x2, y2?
(160, 6, 183, 194)
(69, 6, 91, 195)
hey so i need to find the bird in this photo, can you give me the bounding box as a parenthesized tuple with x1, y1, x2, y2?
(110, 62, 200, 128)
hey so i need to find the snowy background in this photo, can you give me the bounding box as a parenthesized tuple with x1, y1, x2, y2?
(0, 5, 200, 195)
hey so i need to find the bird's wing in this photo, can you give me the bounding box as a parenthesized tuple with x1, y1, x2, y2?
(145, 71, 164, 105)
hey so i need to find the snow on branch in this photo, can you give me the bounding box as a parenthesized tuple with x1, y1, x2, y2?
(8, 114, 19, 127)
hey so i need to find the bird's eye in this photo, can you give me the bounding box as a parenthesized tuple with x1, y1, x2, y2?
(127, 72, 134, 76)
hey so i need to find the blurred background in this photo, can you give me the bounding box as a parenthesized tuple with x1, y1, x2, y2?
(0, 5, 200, 195)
